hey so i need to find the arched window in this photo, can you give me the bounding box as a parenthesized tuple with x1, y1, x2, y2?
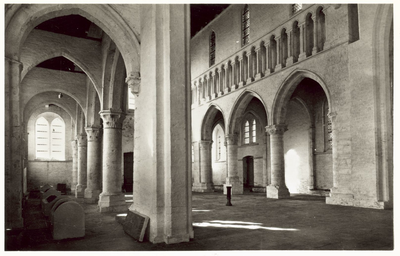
(36, 115, 65, 160)
(242, 4, 250, 46)
(209, 31, 216, 67)
(213, 124, 226, 161)
(243, 114, 257, 145)
(36, 117, 50, 159)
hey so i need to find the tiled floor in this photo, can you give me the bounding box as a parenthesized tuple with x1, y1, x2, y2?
(7, 191, 394, 251)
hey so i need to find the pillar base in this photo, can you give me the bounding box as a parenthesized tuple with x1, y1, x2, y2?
(254, 73, 262, 81)
(275, 64, 282, 71)
(224, 88, 231, 94)
(238, 81, 246, 88)
(84, 189, 101, 204)
(224, 177, 243, 195)
(286, 56, 294, 66)
(218, 91, 224, 97)
(192, 182, 213, 192)
(266, 185, 290, 199)
(75, 185, 86, 198)
(326, 191, 389, 209)
(98, 193, 127, 212)
(246, 77, 254, 84)
(298, 53, 307, 61)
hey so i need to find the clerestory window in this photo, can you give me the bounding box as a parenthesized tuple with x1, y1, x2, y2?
(209, 31, 216, 67)
(242, 4, 250, 46)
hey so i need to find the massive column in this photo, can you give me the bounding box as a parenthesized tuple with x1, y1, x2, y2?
(265, 124, 290, 198)
(224, 134, 243, 194)
(198, 140, 213, 192)
(129, 4, 192, 244)
(71, 140, 78, 194)
(84, 127, 102, 203)
(5, 57, 24, 229)
(75, 133, 87, 198)
(98, 110, 126, 212)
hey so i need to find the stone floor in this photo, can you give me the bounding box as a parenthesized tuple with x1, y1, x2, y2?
(6, 191, 394, 251)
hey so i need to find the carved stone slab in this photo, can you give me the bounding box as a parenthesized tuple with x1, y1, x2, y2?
(122, 210, 149, 242)
(52, 201, 85, 240)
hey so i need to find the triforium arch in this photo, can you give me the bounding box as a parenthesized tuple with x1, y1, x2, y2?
(5, 4, 140, 76)
(272, 69, 332, 125)
(372, 4, 393, 208)
(193, 104, 226, 193)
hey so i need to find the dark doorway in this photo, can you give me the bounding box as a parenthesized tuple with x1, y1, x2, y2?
(123, 152, 134, 192)
(243, 156, 254, 189)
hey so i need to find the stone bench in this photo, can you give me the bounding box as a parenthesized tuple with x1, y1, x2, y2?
(50, 200, 85, 240)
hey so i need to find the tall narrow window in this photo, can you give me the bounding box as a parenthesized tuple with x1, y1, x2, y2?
(244, 121, 250, 144)
(242, 4, 250, 46)
(252, 119, 257, 143)
(51, 118, 65, 160)
(209, 31, 216, 67)
(36, 117, 49, 159)
(348, 4, 360, 43)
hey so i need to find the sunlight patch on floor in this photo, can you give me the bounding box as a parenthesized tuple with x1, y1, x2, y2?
(193, 221, 298, 231)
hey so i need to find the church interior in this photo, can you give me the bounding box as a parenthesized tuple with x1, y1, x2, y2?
(4, 3, 394, 251)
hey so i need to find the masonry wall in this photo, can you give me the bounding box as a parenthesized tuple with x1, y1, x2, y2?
(191, 4, 392, 208)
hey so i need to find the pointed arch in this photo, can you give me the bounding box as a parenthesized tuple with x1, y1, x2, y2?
(201, 104, 226, 141)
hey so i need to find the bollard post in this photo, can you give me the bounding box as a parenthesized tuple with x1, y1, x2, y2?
(226, 185, 232, 206)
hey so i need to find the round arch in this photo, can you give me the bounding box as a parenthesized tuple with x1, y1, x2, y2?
(21, 51, 102, 99)
(271, 69, 332, 125)
(227, 90, 269, 135)
(200, 104, 226, 141)
(5, 4, 140, 75)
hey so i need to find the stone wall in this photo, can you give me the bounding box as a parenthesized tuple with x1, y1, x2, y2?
(27, 161, 73, 191)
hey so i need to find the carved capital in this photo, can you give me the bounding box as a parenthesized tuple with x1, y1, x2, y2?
(225, 134, 238, 145)
(100, 110, 125, 129)
(126, 72, 141, 96)
(265, 124, 288, 135)
(77, 133, 87, 147)
(85, 127, 102, 142)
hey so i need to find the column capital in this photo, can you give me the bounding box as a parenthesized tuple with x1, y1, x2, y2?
(85, 127, 102, 142)
(77, 133, 87, 147)
(225, 134, 238, 145)
(126, 72, 141, 96)
(99, 110, 126, 129)
(298, 21, 306, 27)
(265, 124, 288, 135)
(199, 140, 213, 149)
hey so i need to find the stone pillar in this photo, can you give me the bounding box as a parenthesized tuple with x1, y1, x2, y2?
(265, 124, 290, 199)
(312, 14, 318, 54)
(265, 42, 271, 75)
(130, 4, 193, 244)
(84, 127, 102, 203)
(238, 57, 245, 87)
(5, 57, 24, 229)
(224, 134, 243, 195)
(98, 110, 126, 212)
(200, 78, 206, 102)
(205, 75, 211, 101)
(262, 133, 269, 187)
(196, 82, 201, 105)
(275, 35, 282, 71)
(246, 52, 254, 83)
(230, 60, 237, 91)
(224, 63, 230, 93)
(196, 140, 213, 192)
(286, 29, 294, 65)
(71, 140, 78, 194)
(75, 133, 87, 198)
(255, 46, 262, 80)
(217, 68, 224, 96)
(298, 22, 307, 61)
